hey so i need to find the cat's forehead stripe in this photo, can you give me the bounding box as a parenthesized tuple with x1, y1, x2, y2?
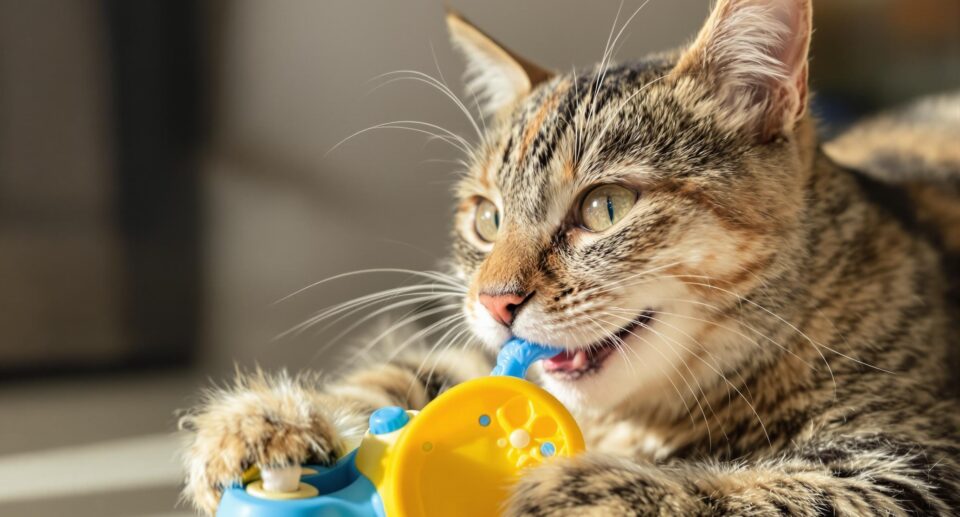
(495, 75, 592, 223)
(517, 84, 567, 167)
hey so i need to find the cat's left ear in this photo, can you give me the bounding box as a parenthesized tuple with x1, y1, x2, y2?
(673, 0, 812, 141)
(446, 10, 552, 117)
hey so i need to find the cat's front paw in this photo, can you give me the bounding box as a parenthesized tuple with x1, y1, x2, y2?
(505, 454, 702, 517)
(178, 370, 343, 515)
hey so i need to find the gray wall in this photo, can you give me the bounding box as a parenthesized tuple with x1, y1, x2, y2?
(0, 1, 124, 367)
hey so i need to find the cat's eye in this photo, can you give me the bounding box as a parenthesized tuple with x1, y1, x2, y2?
(474, 198, 500, 242)
(579, 184, 637, 232)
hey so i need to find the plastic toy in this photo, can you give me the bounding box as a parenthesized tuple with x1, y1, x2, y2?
(217, 338, 585, 517)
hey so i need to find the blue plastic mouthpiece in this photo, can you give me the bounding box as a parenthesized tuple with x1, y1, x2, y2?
(491, 337, 565, 379)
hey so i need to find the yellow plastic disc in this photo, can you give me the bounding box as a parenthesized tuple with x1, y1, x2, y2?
(385, 376, 584, 517)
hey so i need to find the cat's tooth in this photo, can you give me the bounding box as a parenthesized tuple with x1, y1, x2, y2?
(571, 350, 588, 370)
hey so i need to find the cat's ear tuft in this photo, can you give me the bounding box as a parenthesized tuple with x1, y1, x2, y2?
(446, 9, 552, 117)
(673, 0, 812, 141)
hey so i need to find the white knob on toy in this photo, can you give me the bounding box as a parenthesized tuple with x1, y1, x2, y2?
(259, 465, 302, 493)
(509, 429, 531, 449)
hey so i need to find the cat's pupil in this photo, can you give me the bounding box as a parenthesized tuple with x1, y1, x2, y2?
(494, 210, 500, 228)
(606, 195, 615, 223)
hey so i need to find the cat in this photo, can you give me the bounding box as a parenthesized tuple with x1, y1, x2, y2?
(179, 0, 960, 515)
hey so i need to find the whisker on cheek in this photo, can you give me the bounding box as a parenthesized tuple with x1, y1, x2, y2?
(599, 312, 730, 449)
(588, 315, 701, 430)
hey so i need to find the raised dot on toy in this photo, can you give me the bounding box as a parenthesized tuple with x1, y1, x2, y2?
(509, 429, 531, 448)
(540, 442, 556, 457)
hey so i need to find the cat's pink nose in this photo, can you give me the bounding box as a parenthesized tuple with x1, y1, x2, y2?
(479, 292, 528, 326)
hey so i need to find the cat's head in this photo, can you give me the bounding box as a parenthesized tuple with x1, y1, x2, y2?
(448, 0, 815, 412)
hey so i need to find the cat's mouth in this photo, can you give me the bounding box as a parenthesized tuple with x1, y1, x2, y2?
(542, 309, 655, 379)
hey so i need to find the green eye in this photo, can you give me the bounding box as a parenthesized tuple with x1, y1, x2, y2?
(580, 184, 637, 232)
(475, 198, 500, 242)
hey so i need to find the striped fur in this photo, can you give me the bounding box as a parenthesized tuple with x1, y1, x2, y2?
(179, 1, 960, 514)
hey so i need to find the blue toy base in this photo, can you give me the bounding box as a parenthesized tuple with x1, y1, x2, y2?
(216, 450, 385, 517)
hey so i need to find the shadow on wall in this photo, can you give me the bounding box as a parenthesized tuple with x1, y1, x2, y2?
(0, 0, 203, 379)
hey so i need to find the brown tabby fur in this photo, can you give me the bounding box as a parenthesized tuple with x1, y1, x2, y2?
(179, 1, 960, 514)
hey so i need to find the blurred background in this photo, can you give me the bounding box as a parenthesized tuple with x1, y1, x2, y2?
(0, 0, 957, 515)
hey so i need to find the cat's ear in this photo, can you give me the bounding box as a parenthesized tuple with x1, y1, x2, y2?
(673, 0, 812, 141)
(446, 10, 552, 117)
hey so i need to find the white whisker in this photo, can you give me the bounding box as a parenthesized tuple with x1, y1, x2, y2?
(601, 312, 771, 446)
(276, 268, 466, 304)
(327, 120, 472, 156)
(370, 69, 483, 139)
(351, 303, 463, 361)
(593, 314, 713, 443)
(276, 285, 462, 342)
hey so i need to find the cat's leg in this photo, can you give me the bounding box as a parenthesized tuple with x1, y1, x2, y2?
(506, 430, 960, 516)
(178, 347, 490, 515)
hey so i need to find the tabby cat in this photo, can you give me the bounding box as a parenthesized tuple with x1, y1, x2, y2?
(180, 0, 960, 514)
